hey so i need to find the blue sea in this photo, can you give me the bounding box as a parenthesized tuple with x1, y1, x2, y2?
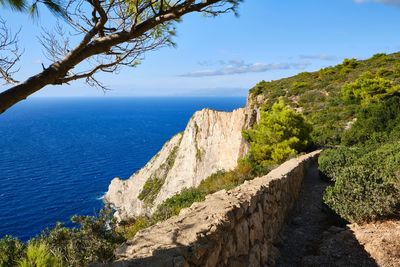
(0, 97, 245, 241)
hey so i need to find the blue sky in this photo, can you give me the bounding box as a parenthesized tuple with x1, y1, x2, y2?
(2, 0, 400, 97)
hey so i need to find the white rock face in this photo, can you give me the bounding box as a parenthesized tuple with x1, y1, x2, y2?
(105, 107, 249, 221)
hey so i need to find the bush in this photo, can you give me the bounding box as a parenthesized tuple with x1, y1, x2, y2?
(323, 143, 400, 222)
(138, 175, 164, 204)
(340, 58, 359, 74)
(40, 207, 124, 266)
(243, 98, 312, 170)
(18, 243, 62, 267)
(341, 72, 399, 105)
(371, 53, 387, 60)
(117, 216, 152, 240)
(324, 163, 399, 223)
(318, 147, 360, 181)
(152, 188, 205, 222)
(376, 67, 393, 77)
(0, 236, 25, 267)
(342, 95, 400, 145)
(291, 81, 308, 94)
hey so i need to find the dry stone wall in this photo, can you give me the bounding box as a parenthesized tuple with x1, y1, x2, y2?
(106, 150, 321, 267)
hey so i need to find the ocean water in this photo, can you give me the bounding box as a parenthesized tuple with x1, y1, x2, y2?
(0, 97, 245, 241)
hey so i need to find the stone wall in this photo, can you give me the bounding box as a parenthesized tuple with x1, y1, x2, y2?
(108, 151, 321, 267)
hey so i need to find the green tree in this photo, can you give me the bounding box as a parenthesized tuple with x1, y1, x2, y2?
(243, 98, 312, 171)
(341, 72, 399, 105)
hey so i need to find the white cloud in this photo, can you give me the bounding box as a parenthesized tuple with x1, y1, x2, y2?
(354, 0, 400, 6)
(179, 60, 311, 78)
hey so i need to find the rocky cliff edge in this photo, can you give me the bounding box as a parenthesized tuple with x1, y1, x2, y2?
(105, 104, 256, 221)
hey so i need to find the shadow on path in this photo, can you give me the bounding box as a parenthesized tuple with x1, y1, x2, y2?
(275, 165, 378, 267)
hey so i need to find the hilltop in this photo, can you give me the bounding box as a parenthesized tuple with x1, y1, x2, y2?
(249, 52, 400, 145)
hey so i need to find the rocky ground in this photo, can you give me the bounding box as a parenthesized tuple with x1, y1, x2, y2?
(275, 166, 400, 267)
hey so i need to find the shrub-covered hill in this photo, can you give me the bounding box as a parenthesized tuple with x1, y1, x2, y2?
(249, 52, 400, 223)
(249, 52, 400, 145)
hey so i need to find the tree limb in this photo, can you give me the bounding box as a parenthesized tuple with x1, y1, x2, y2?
(0, 0, 242, 113)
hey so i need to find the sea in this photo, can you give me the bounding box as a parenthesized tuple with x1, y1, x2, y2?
(0, 97, 246, 241)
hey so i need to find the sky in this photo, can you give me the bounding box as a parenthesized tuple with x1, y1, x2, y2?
(1, 0, 400, 97)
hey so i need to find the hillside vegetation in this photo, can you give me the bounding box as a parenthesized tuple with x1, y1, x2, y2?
(250, 53, 400, 223)
(250, 52, 400, 145)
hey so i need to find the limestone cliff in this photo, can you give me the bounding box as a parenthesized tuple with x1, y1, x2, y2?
(105, 105, 256, 221)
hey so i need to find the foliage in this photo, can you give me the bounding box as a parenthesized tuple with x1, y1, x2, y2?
(341, 95, 400, 145)
(138, 144, 180, 204)
(340, 58, 359, 74)
(0, 207, 125, 267)
(248, 52, 400, 146)
(152, 188, 206, 222)
(0, 0, 65, 17)
(0, 236, 25, 267)
(18, 242, 62, 267)
(243, 98, 312, 172)
(323, 142, 400, 222)
(0, 0, 243, 114)
(290, 81, 308, 94)
(197, 159, 253, 194)
(321, 94, 400, 223)
(318, 147, 361, 182)
(117, 216, 152, 240)
(41, 207, 124, 266)
(341, 72, 399, 105)
(138, 175, 164, 204)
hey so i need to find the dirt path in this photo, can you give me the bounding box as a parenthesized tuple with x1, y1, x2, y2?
(275, 165, 382, 267)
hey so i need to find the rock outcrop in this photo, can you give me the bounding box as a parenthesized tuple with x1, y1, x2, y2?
(105, 107, 251, 221)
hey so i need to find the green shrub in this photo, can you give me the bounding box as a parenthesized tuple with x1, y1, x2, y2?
(250, 80, 269, 96)
(318, 147, 360, 181)
(138, 175, 164, 204)
(323, 142, 400, 223)
(40, 208, 124, 266)
(0, 236, 25, 267)
(370, 53, 393, 65)
(341, 72, 399, 105)
(324, 163, 399, 223)
(318, 67, 336, 77)
(376, 67, 393, 77)
(18, 242, 62, 267)
(243, 98, 312, 170)
(340, 58, 359, 74)
(198, 160, 253, 194)
(117, 216, 152, 240)
(291, 81, 308, 94)
(152, 188, 205, 222)
(138, 144, 180, 204)
(342, 95, 400, 145)
(371, 53, 387, 60)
